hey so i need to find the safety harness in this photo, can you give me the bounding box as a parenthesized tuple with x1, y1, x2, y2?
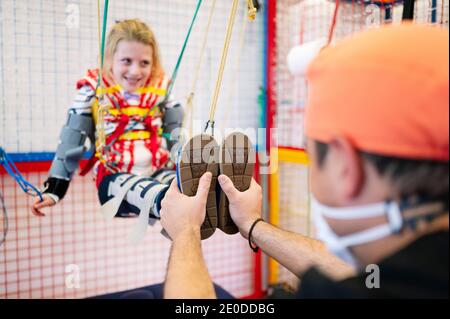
(77, 69, 169, 186)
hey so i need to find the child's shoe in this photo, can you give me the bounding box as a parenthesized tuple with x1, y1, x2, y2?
(218, 132, 255, 234)
(176, 134, 220, 240)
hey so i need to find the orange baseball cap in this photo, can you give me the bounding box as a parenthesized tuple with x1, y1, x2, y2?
(304, 23, 449, 161)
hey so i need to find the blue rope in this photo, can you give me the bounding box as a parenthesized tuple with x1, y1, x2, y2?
(0, 189, 7, 246)
(97, 0, 109, 88)
(0, 148, 43, 202)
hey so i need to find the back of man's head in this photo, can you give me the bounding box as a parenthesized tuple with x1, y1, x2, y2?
(300, 24, 448, 271)
(305, 23, 449, 199)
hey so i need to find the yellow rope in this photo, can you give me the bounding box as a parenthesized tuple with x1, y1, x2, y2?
(222, 7, 249, 131)
(184, 0, 217, 138)
(207, 0, 240, 130)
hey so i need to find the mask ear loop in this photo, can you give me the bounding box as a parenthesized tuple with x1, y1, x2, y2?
(395, 195, 449, 231)
(385, 201, 403, 233)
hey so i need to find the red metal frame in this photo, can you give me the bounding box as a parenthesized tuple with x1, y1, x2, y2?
(239, 0, 279, 299)
(0, 160, 91, 175)
(0, 161, 50, 175)
(243, 0, 278, 299)
(266, 0, 277, 156)
(279, 146, 306, 153)
(244, 153, 265, 299)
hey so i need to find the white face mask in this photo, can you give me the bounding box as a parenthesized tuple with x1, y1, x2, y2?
(311, 196, 404, 269)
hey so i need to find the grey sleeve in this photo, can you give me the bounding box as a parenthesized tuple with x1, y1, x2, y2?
(161, 95, 184, 151)
(48, 86, 96, 181)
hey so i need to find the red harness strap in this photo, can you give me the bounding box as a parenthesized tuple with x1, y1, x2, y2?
(143, 115, 160, 168)
(82, 112, 164, 187)
(93, 114, 131, 187)
(79, 114, 130, 176)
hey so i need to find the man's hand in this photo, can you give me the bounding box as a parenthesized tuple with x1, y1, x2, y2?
(160, 172, 212, 241)
(163, 171, 217, 299)
(31, 194, 57, 217)
(218, 175, 262, 239)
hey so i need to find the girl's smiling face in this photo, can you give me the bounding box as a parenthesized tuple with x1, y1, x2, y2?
(111, 40, 153, 93)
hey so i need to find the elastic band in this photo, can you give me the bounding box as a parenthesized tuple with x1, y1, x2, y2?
(248, 218, 264, 253)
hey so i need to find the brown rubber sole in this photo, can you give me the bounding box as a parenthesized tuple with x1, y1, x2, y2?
(218, 132, 255, 234)
(177, 134, 219, 240)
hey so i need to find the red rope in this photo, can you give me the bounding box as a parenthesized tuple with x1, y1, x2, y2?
(328, 0, 340, 45)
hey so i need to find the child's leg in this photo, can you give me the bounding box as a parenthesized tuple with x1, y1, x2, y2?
(98, 172, 174, 220)
(98, 174, 138, 216)
(151, 168, 177, 185)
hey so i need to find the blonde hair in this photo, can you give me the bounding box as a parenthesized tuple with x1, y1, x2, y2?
(103, 19, 164, 86)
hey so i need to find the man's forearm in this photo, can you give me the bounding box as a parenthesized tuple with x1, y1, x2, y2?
(251, 221, 355, 280)
(164, 227, 216, 299)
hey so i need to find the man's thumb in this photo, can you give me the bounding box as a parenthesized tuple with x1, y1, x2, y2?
(195, 172, 212, 201)
(218, 174, 239, 201)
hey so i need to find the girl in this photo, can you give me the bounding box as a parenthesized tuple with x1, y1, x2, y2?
(31, 19, 183, 226)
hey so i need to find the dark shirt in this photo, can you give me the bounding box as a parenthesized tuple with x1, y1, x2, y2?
(297, 231, 449, 298)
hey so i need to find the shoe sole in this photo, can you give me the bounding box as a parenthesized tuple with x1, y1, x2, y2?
(218, 132, 255, 234)
(177, 134, 219, 240)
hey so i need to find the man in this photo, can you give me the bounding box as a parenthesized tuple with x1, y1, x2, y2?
(160, 23, 449, 298)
